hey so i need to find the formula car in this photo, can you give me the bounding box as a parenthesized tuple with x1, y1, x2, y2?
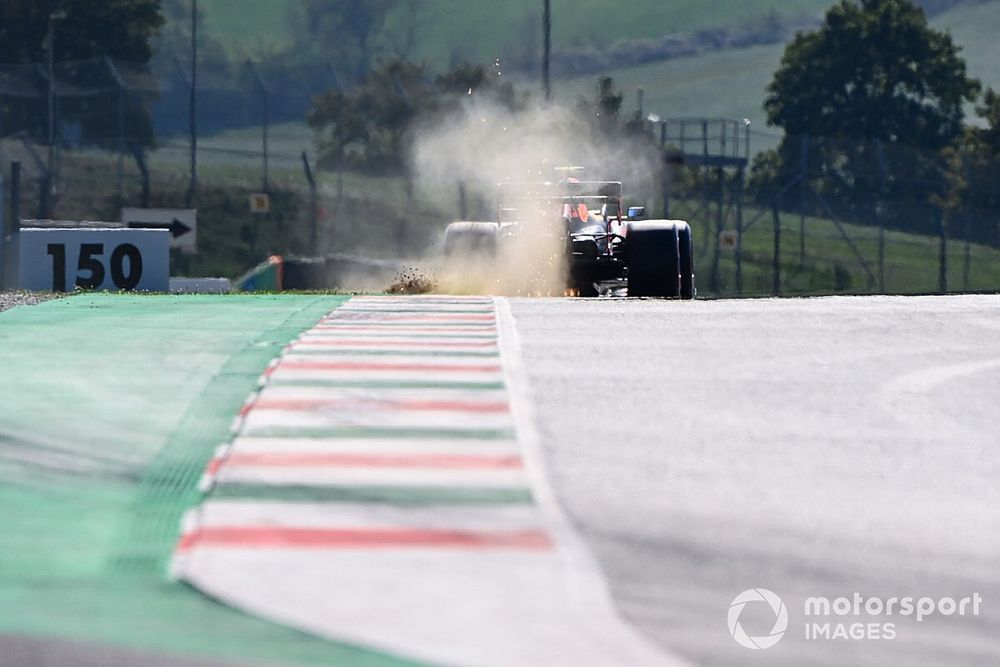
(443, 174, 695, 298)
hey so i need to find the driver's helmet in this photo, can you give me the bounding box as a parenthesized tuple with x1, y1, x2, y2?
(559, 177, 589, 222)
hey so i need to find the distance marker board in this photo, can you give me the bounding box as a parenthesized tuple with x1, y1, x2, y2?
(19, 228, 170, 292)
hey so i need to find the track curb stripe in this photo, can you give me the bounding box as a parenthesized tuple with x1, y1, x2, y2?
(172, 295, 678, 667)
(176, 527, 552, 551)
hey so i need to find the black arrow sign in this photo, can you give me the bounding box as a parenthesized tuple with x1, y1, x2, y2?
(128, 218, 193, 239)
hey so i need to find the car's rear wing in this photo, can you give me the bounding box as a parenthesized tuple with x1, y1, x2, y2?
(495, 180, 623, 200)
(494, 180, 626, 224)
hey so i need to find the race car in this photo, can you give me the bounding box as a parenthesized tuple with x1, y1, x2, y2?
(443, 174, 695, 298)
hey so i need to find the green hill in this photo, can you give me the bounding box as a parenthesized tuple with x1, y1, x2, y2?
(192, 0, 1000, 134)
(195, 0, 834, 65)
(565, 0, 1000, 153)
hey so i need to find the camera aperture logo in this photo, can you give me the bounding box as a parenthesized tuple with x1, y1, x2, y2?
(728, 589, 789, 650)
(728, 589, 984, 649)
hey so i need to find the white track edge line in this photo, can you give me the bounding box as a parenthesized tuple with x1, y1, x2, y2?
(495, 296, 689, 666)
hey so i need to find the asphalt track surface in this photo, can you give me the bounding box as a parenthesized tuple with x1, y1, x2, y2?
(511, 294, 1000, 666)
(0, 635, 261, 667)
(3, 293, 998, 666)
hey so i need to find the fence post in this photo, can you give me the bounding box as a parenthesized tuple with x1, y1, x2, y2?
(772, 201, 782, 296)
(128, 143, 150, 207)
(457, 182, 468, 219)
(962, 155, 973, 292)
(7, 161, 21, 288)
(302, 151, 319, 249)
(660, 121, 670, 218)
(963, 216, 972, 292)
(11, 161, 20, 230)
(0, 171, 4, 290)
(735, 165, 745, 294)
(712, 163, 725, 293)
(875, 140, 887, 292)
(185, 0, 198, 207)
(246, 60, 270, 192)
(104, 57, 127, 200)
(798, 134, 809, 267)
(936, 208, 947, 294)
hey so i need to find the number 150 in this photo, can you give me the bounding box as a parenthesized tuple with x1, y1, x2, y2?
(46, 243, 144, 292)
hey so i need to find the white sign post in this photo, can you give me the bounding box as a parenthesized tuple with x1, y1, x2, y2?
(121, 208, 197, 253)
(19, 228, 170, 292)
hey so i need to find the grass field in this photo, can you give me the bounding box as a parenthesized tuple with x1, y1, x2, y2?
(569, 0, 1000, 149)
(694, 204, 1000, 297)
(388, 0, 833, 70)
(186, 1, 1000, 164)
(194, 0, 1000, 80)
(196, 0, 835, 65)
(197, 0, 289, 48)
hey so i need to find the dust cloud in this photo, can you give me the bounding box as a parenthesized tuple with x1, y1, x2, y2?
(406, 97, 660, 296)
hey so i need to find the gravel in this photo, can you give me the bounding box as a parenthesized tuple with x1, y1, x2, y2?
(0, 291, 61, 314)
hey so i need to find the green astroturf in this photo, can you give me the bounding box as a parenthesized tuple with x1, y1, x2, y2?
(0, 293, 428, 666)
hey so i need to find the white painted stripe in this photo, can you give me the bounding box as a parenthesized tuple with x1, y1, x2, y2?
(214, 466, 529, 489)
(288, 347, 498, 357)
(316, 325, 497, 331)
(304, 329, 497, 338)
(179, 550, 670, 667)
(196, 500, 544, 532)
(321, 318, 497, 327)
(278, 353, 504, 368)
(240, 409, 513, 432)
(350, 297, 493, 304)
(299, 333, 497, 342)
(231, 437, 521, 457)
(292, 340, 499, 352)
(252, 385, 511, 403)
(495, 297, 676, 664)
(337, 305, 496, 313)
(267, 368, 506, 384)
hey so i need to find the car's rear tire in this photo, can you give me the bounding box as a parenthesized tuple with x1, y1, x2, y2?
(677, 222, 695, 300)
(626, 222, 681, 297)
(444, 222, 499, 259)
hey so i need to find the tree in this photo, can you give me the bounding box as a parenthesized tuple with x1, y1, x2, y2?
(309, 58, 431, 174)
(287, 0, 398, 84)
(0, 0, 163, 64)
(575, 76, 623, 132)
(309, 59, 522, 176)
(945, 89, 1000, 244)
(756, 0, 980, 230)
(974, 88, 1000, 157)
(0, 0, 164, 146)
(764, 0, 978, 147)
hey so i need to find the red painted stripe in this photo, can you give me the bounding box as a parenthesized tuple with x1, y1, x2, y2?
(265, 360, 502, 375)
(325, 314, 496, 322)
(312, 327, 497, 334)
(177, 527, 552, 551)
(204, 456, 225, 477)
(241, 397, 509, 415)
(224, 452, 523, 469)
(294, 339, 498, 348)
(350, 296, 493, 306)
